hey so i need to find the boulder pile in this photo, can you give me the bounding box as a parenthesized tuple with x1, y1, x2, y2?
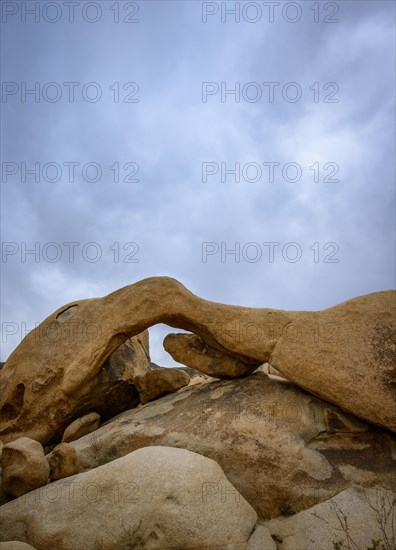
(0, 277, 395, 549)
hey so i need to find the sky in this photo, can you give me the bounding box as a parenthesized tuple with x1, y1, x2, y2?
(1, 0, 395, 366)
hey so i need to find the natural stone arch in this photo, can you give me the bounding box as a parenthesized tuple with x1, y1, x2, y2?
(0, 277, 395, 444)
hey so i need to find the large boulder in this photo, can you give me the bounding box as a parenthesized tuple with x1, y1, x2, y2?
(264, 485, 396, 549)
(0, 278, 394, 444)
(0, 329, 151, 444)
(61, 413, 100, 443)
(1, 437, 49, 497)
(68, 373, 396, 519)
(134, 367, 190, 403)
(164, 333, 257, 378)
(47, 443, 80, 481)
(0, 446, 258, 550)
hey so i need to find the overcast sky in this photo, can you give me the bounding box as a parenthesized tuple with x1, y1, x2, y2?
(1, 0, 395, 365)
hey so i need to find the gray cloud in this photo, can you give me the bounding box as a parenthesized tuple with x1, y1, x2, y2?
(1, 0, 395, 366)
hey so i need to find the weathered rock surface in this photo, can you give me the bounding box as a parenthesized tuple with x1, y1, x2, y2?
(163, 288, 395, 431)
(134, 367, 190, 403)
(94, 333, 150, 420)
(1, 437, 49, 497)
(264, 485, 396, 549)
(247, 524, 277, 549)
(0, 543, 38, 549)
(255, 362, 286, 379)
(0, 476, 5, 503)
(47, 443, 80, 481)
(0, 329, 151, 444)
(69, 373, 396, 519)
(268, 292, 396, 434)
(0, 446, 258, 550)
(1, 278, 394, 445)
(61, 412, 100, 443)
(164, 333, 259, 378)
(151, 362, 215, 385)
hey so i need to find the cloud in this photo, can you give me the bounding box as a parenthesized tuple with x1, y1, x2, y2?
(1, 1, 394, 366)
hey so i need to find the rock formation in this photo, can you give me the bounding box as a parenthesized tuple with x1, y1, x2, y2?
(1, 438, 49, 497)
(247, 525, 277, 550)
(68, 373, 395, 519)
(61, 413, 100, 443)
(164, 332, 258, 377)
(264, 485, 396, 549)
(0, 278, 395, 548)
(47, 443, 80, 481)
(0, 543, 38, 550)
(0, 277, 395, 445)
(0, 330, 151, 444)
(0, 446, 258, 550)
(134, 367, 190, 403)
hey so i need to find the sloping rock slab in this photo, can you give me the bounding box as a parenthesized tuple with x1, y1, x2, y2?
(264, 485, 396, 549)
(70, 373, 396, 519)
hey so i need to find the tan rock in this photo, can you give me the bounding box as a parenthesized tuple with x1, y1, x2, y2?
(0, 543, 38, 549)
(247, 524, 277, 550)
(269, 292, 396, 433)
(264, 485, 396, 550)
(1, 437, 49, 497)
(47, 443, 80, 481)
(164, 333, 258, 378)
(152, 363, 214, 386)
(254, 363, 286, 379)
(69, 374, 396, 519)
(188, 372, 214, 385)
(97, 333, 151, 418)
(0, 330, 150, 444)
(0, 446, 258, 550)
(134, 367, 190, 404)
(61, 413, 100, 443)
(1, 277, 394, 443)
